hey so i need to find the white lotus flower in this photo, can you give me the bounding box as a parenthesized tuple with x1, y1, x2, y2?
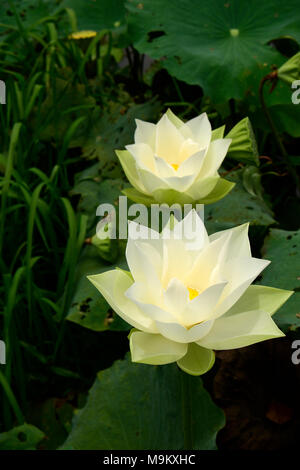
(88, 211, 292, 376)
(117, 110, 235, 206)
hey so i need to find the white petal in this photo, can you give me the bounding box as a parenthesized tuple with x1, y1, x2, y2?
(134, 119, 156, 149)
(184, 282, 228, 326)
(128, 220, 161, 245)
(176, 149, 206, 177)
(185, 113, 211, 148)
(186, 231, 231, 290)
(178, 138, 202, 162)
(130, 331, 187, 365)
(161, 237, 195, 287)
(163, 174, 195, 192)
(209, 223, 251, 259)
(126, 143, 155, 172)
(126, 236, 162, 290)
(178, 122, 194, 139)
(163, 278, 189, 319)
(198, 138, 231, 178)
(223, 256, 270, 293)
(212, 257, 271, 318)
(125, 282, 177, 323)
(186, 175, 219, 200)
(155, 114, 184, 163)
(197, 310, 284, 350)
(154, 155, 176, 178)
(155, 319, 214, 343)
(137, 168, 169, 193)
(88, 270, 156, 333)
(172, 208, 209, 250)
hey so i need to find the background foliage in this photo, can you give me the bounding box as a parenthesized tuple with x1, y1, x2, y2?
(0, 0, 299, 450)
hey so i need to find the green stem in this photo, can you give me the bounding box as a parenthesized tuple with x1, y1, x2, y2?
(259, 74, 300, 194)
(0, 370, 24, 425)
(180, 370, 193, 450)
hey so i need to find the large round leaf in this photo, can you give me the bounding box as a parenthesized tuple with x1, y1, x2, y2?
(61, 355, 225, 450)
(127, 0, 300, 101)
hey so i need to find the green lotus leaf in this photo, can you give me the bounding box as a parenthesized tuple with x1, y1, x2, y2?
(127, 0, 300, 101)
(61, 355, 225, 450)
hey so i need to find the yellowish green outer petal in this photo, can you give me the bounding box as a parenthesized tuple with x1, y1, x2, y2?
(166, 108, 185, 129)
(223, 284, 294, 318)
(87, 270, 156, 333)
(129, 330, 188, 365)
(122, 179, 234, 206)
(115, 149, 146, 193)
(186, 175, 219, 200)
(177, 343, 215, 376)
(153, 188, 195, 205)
(115, 267, 134, 281)
(197, 310, 284, 350)
(197, 178, 235, 204)
(122, 187, 156, 206)
(211, 125, 225, 141)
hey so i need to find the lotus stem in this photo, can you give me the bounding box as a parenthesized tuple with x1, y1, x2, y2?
(180, 370, 193, 449)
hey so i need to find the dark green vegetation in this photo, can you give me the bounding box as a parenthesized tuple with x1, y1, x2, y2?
(0, 0, 299, 450)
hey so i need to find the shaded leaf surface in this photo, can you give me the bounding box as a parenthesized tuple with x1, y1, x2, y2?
(67, 246, 130, 332)
(0, 424, 44, 450)
(205, 169, 275, 233)
(0, 1, 57, 29)
(259, 229, 300, 330)
(60, 0, 126, 32)
(126, 0, 300, 101)
(78, 100, 161, 163)
(61, 355, 225, 450)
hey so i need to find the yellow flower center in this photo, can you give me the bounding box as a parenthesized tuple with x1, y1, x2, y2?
(187, 287, 200, 301)
(171, 163, 179, 171)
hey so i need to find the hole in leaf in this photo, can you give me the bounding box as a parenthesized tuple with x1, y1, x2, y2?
(147, 30, 166, 42)
(17, 432, 27, 442)
(79, 298, 92, 314)
(80, 304, 90, 313)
